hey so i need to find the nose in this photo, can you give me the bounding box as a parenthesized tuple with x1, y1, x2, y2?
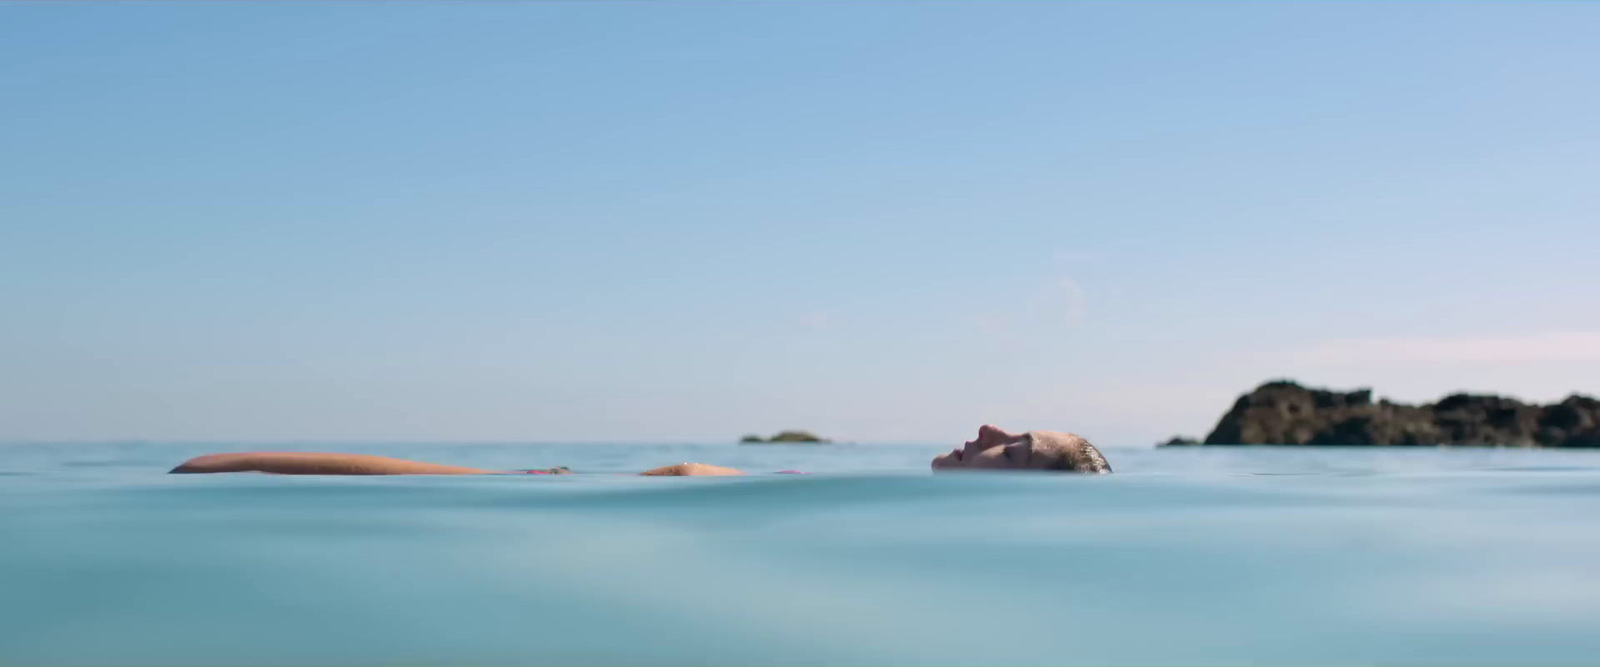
(977, 424, 1007, 444)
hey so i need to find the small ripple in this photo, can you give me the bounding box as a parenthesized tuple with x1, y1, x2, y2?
(59, 460, 149, 468)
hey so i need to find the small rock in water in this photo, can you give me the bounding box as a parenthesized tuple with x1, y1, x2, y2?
(740, 430, 830, 444)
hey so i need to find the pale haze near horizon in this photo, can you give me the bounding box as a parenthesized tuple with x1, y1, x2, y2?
(3, 2, 1598, 445)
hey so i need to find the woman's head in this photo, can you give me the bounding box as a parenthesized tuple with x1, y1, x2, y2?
(931, 424, 1111, 473)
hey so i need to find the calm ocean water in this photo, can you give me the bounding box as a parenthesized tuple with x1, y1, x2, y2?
(5, 441, 1600, 665)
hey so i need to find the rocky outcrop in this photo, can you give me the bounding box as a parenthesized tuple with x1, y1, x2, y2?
(1165, 381, 1600, 447)
(740, 430, 830, 444)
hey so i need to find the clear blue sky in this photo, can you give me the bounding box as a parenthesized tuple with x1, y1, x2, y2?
(4, 2, 1599, 443)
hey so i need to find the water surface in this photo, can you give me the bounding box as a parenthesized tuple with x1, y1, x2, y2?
(4, 442, 1600, 665)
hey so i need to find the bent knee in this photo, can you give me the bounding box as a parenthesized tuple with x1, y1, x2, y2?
(169, 453, 253, 474)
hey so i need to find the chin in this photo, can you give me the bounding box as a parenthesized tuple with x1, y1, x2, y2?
(932, 447, 966, 469)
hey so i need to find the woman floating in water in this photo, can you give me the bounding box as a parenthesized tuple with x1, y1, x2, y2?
(169, 425, 1110, 475)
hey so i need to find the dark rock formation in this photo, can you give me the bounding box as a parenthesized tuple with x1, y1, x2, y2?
(740, 430, 830, 444)
(1189, 380, 1600, 447)
(1161, 436, 1200, 446)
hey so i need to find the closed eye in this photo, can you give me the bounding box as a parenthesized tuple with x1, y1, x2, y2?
(1005, 443, 1028, 463)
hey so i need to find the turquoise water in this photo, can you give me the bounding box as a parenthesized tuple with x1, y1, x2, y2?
(5, 442, 1600, 665)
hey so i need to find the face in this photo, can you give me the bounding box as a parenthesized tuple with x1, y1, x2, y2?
(931, 424, 1039, 470)
(931, 424, 1111, 473)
